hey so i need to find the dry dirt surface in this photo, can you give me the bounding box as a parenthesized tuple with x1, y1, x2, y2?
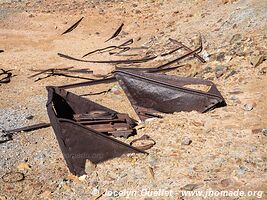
(0, 0, 267, 199)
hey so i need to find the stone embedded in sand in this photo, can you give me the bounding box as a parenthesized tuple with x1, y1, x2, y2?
(181, 136, 192, 145)
(181, 183, 200, 191)
(242, 104, 253, 111)
(220, 178, 233, 187)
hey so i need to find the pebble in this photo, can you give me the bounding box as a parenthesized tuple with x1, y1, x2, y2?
(237, 166, 247, 176)
(17, 162, 31, 171)
(230, 33, 242, 44)
(242, 104, 253, 111)
(200, 50, 210, 61)
(215, 65, 228, 78)
(220, 178, 233, 187)
(216, 52, 225, 61)
(181, 136, 192, 145)
(250, 55, 265, 67)
(262, 128, 267, 136)
(181, 183, 199, 191)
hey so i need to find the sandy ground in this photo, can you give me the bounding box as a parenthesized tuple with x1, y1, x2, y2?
(0, 0, 267, 199)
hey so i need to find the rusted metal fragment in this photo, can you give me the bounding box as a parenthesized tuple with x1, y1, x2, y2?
(46, 86, 146, 176)
(58, 53, 156, 64)
(105, 23, 124, 42)
(156, 43, 203, 69)
(115, 69, 226, 121)
(82, 39, 133, 58)
(46, 86, 136, 137)
(0, 69, 13, 84)
(130, 135, 156, 150)
(59, 76, 117, 89)
(2, 123, 51, 136)
(58, 65, 182, 89)
(169, 38, 206, 63)
(61, 17, 84, 35)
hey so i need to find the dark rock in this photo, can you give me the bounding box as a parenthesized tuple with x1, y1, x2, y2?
(216, 52, 225, 61)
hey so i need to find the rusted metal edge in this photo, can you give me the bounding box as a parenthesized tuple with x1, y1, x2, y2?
(156, 43, 203, 69)
(115, 69, 223, 99)
(105, 23, 124, 42)
(130, 135, 156, 150)
(0, 69, 13, 84)
(61, 17, 84, 35)
(58, 65, 183, 89)
(59, 76, 117, 89)
(1, 123, 51, 140)
(58, 53, 157, 64)
(169, 38, 206, 63)
(82, 39, 134, 58)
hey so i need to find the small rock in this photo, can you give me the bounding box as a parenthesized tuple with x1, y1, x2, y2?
(147, 166, 155, 179)
(181, 183, 199, 191)
(78, 175, 87, 181)
(220, 178, 233, 187)
(242, 104, 253, 111)
(216, 52, 225, 61)
(250, 55, 265, 68)
(237, 166, 247, 176)
(181, 136, 192, 145)
(17, 162, 31, 171)
(110, 85, 122, 95)
(28, 14, 34, 18)
(91, 187, 100, 196)
(26, 115, 34, 120)
(200, 50, 210, 61)
(215, 65, 228, 78)
(230, 33, 242, 44)
(262, 128, 267, 136)
(85, 160, 96, 174)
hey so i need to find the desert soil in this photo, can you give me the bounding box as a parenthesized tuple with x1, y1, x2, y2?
(0, 0, 266, 199)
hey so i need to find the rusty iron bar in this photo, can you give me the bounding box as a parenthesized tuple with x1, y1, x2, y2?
(169, 38, 206, 63)
(58, 53, 157, 64)
(105, 23, 124, 42)
(61, 17, 84, 35)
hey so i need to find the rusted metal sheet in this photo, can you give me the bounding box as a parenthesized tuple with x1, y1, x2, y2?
(46, 87, 146, 176)
(115, 69, 226, 121)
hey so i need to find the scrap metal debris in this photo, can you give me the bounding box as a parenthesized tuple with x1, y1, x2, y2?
(46, 86, 146, 176)
(29, 67, 94, 82)
(156, 39, 204, 69)
(2, 172, 25, 183)
(82, 39, 133, 58)
(58, 53, 157, 64)
(1, 20, 227, 178)
(114, 69, 226, 121)
(169, 38, 206, 63)
(1, 123, 51, 142)
(47, 86, 137, 138)
(0, 69, 13, 84)
(61, 17, 84, 35)
(105, 23, 124, 42)
(130, 135, 156, 150)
